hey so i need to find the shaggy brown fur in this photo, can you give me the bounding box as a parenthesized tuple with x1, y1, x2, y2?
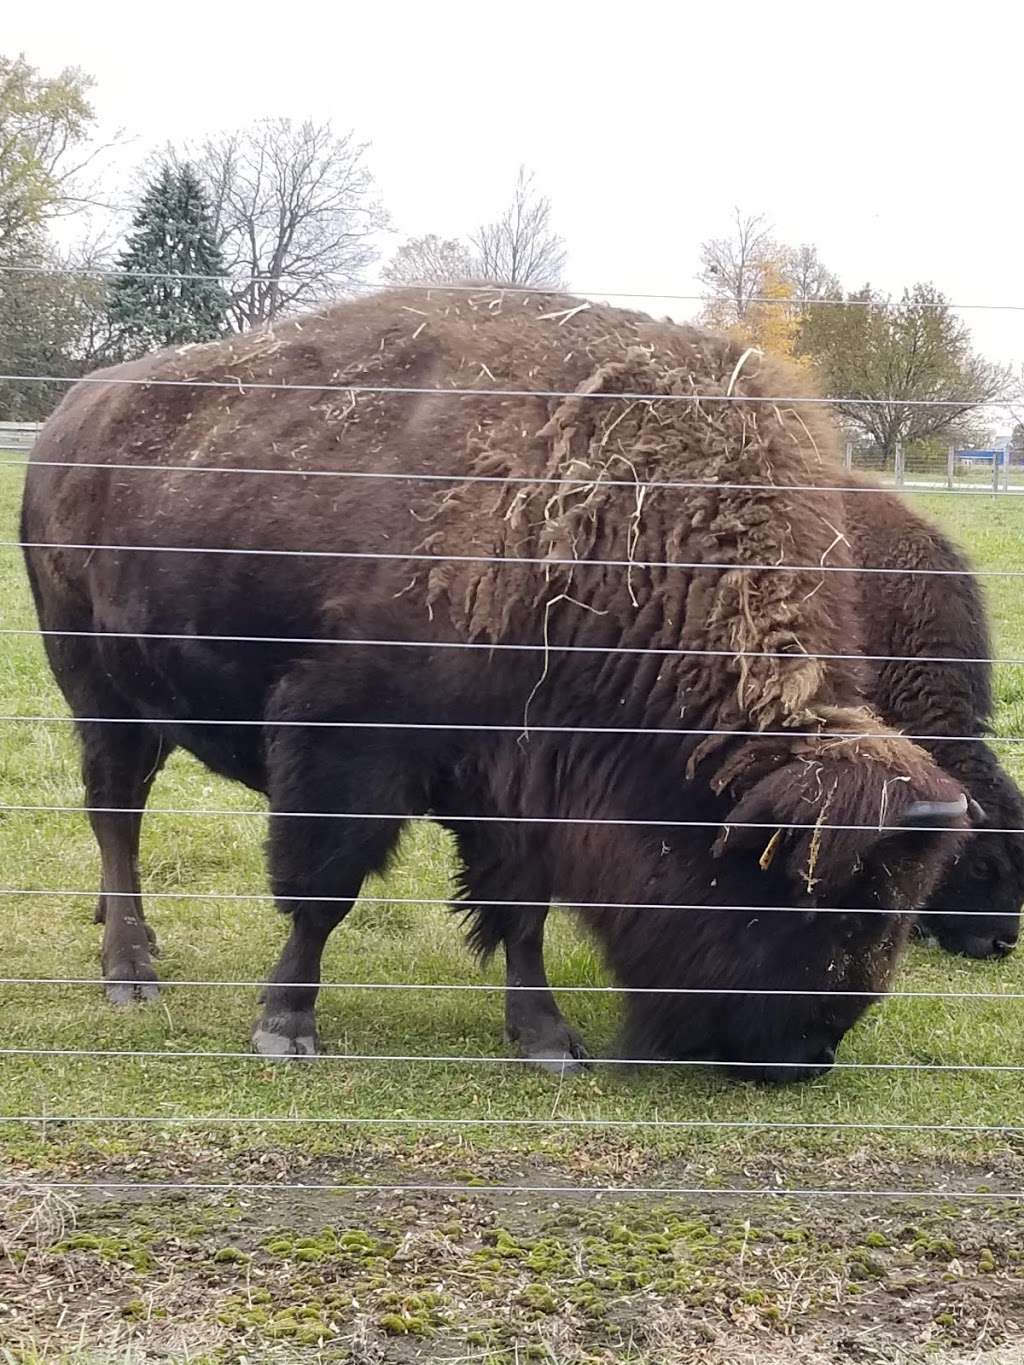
(21, 289, 969, 1081)
(840, 474, 1024, 957)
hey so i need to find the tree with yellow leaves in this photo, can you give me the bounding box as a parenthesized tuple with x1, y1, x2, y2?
(0, 54, 100, 259)
(698, 209, 839, 362)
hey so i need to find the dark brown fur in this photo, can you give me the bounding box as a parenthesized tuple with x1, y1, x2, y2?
(20, 289, 970, 1081)
(841, 475, 1024, 958)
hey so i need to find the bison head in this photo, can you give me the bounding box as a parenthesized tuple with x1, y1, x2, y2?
(610, 743, 970, 1084)
(619, 901, 909, 1084)
(914, 817, 1024, 960)
(911, 756, 1024, 959)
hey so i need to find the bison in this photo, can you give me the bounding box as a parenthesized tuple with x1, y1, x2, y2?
(21, 290, 972, 1083)
(841, 478, 1024, 959)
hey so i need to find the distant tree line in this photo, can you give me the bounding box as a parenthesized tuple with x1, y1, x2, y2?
(695, 208, 1010, 459)
(0, 51, 1016, 454)
(0, 51, 569, 418)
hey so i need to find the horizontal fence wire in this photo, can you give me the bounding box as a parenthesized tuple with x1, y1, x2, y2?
(2, 975, 1023, 1000)
(3, 626, 1020, 669)
(5, 1114, 1024, 1135)
(4, 454, 1018, 498)
(1, 370, 1020, 409)
(12, 538, 1024, 578)
(1, 888, 1018, 923)
(4, 262, 1024, 313)
(1, 1047, 1022, 1072)
(1, 803, 1014, 835)
(6, 1178, 1023, 1201)
(2, 714, 1020, 747)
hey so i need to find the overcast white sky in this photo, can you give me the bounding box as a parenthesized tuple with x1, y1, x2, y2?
(8, 1, 1024, 390)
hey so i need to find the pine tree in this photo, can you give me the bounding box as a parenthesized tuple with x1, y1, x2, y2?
(108, 162, 230, 353)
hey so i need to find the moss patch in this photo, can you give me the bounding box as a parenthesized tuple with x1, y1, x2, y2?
(7, 1176, 1024, 1361)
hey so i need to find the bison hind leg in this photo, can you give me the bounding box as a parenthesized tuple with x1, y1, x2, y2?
(78, 719, 172, 1004)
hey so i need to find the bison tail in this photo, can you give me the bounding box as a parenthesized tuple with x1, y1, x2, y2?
(713, 736, 970, 909)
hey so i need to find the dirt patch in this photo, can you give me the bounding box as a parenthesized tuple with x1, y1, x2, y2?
(5, 1147, 1024, 1362)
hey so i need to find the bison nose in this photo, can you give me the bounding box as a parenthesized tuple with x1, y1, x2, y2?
(995, 936, 1018, 958)
(744, 1046, 836, 1086)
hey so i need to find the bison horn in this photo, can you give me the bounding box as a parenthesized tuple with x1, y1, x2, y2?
(902, 793, 969, 828)
(968, 797, 988, 823)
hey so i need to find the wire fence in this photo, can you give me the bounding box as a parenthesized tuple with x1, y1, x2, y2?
(9, 1046, 1024, 1072)
(5, 968, 1024, 995)
(2, 714, 1021, 744)
(4, 626, 1021, 667)
(4, 258, 1024, 317)
(1, 450, 1021, 496)
(7, 1177, 1022, 1202)
(0, 367, 1022, 411)
(1, 274, 1023, 1213)
(2, 804, 1021, 836)
(13, 536, 1024, 576)
(5, 1113, 1024, 1134)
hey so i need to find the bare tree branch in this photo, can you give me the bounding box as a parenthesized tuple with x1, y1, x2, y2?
(698, 208, 776, 322)
(383, 234, 478, 286)
(786, 243, 842, 302)
(169, 118, 390, 329)
(470, 166, 566, 288)
(698, 215, 842, 354)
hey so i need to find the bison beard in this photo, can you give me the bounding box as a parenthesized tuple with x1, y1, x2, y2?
(21, 289, 970, 1083)
(841, 477, 1024, 960)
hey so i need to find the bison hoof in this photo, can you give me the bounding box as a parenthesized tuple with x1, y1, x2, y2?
(252, 1013, 320, 1059)
(528, 1050, 589, 1076)
(509, 1020, 589, 1076)
(104, 957, 160, 1005)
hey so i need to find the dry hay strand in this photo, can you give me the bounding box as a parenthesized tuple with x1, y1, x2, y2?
(797, 706, 934, 774)
(345, 1314, 389, 1363)
(0, 1180, 76, 1262)
(803, 775, 838, 893)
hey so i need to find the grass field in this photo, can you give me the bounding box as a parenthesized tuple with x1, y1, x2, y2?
(2, 464, 1024, 1362)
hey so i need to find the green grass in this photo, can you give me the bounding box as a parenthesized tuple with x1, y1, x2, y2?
(0, 470, 1023, 1176)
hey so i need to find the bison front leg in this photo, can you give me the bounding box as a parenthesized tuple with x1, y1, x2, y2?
(503, 908, 589, 1075)
(256, 810, 403, 1056)
(457, 834, 587, 1075)
(257, 721, 405, 1057)
(254, 900, 345, 1058)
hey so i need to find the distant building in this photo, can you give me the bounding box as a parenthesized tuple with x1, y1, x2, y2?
(955, 447, 1009, 466)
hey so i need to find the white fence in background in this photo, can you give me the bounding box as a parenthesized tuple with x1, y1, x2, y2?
(0, 421, 41, 451)
(843, 440, 1023, 492)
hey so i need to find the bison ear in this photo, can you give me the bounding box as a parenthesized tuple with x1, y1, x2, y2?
(900, 793, 969, 830)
